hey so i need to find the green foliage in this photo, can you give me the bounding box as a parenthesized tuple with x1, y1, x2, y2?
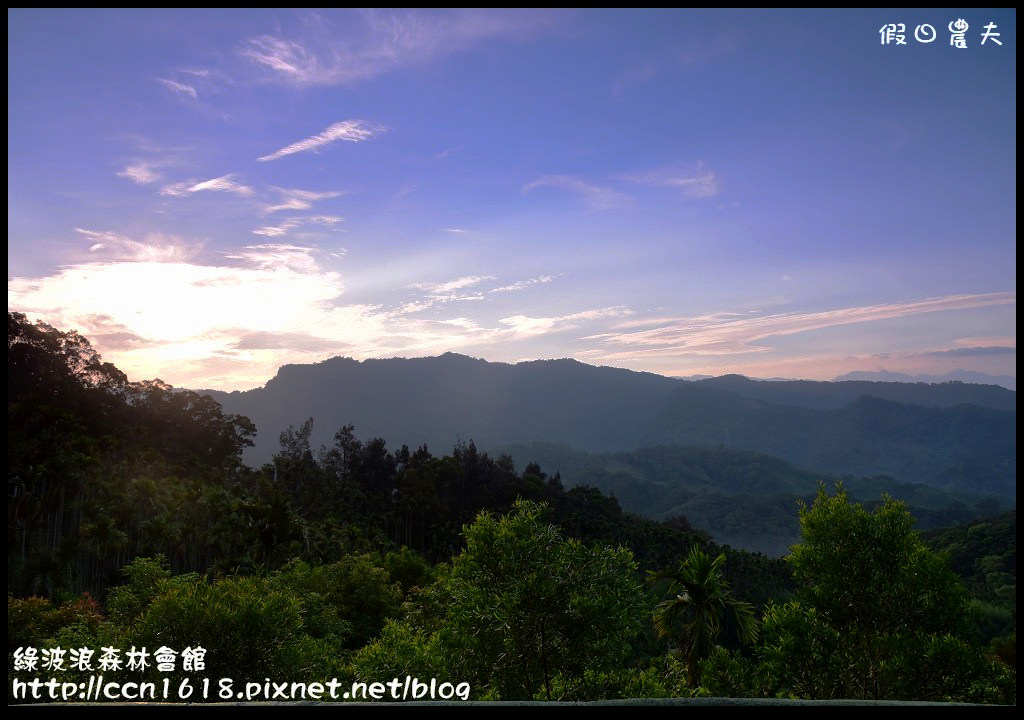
(352, 501, 649, 701)
(131, 574, 328, 681)
(903, 633, 1016, 703)
(991, 632, 1015, 668)
(436, 500, 647, 700)
(8, 312, 258, 598)
(382, 546, 434, 594)
(650, 547, 759, 687)
(969, 600, 1015, 648)
(759, 600, 846, 698)
(788, 485, 969, 639)
(923, 510, 1015, 644)
(696, 646, 760, 699)
(7, 593, 103, 654)
(759, 485, 1014, 703)
(8, 596, 55, 655)
(349, 620, 438, 681)
(8, 592, 109, 704)
(104, 555, 406, 683)
(105, 556, 174, 628)
(537, 665, 679, 701)
(270, 555, 403, 650)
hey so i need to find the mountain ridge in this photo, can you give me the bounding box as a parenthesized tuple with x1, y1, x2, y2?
(833, 368, 1015, 391)
(497, 441, 1012, 556)
(200, 353, 1015, 501)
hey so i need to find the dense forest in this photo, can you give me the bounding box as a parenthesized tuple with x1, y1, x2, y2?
(7, 313, 1016, 703)
(495, 443, 1010, 556)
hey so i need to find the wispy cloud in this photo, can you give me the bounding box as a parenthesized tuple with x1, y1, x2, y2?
(161, 174, 254, 197)
(444, 227, 470, 235)
(951, 336, 1015, 349)
(233, 331, 342, 352)
(155, 69, 234, 120)
(612, 30, 743, 96)
(522, 175, 629, 211)
(117, 162, 161, 185)
(8, 236, 608, 390)
(75, 228, 197, 263)
(252, 215, 344, 237)
(411, 275, 495, 295)
(394, 275, 496, 315)
(21, 252, 999, 392)
(115, 141, 192, 187)
(490, 274, 557, 293)
(922, 345, 1016, 358)
(584, 293, 1017, 359)
(157, 78, 198, 100)
(626, 165, 720, 198)
(263, 187, 343, 213)
(223, 243, 320, 274)
(240, 9, 559, 87)
(499, 307, 632, 337)
(240, 35, 321, 84)
(251, 222, 294, 238)
(257, 120, 381, 162)
(74, 314, 156, 351)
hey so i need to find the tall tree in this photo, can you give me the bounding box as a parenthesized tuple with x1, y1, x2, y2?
(650, 546, 759, 686)
(354, 499, 647, 700)
(759, 484, 1015, 702)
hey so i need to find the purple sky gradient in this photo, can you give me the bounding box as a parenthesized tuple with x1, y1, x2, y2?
(8, 9, 1016, 389)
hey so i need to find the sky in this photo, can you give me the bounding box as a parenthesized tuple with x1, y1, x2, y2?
(7, 9, 1017, 390)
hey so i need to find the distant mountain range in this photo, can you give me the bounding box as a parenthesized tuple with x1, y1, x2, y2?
(833, 369, 1016, 391)
(203, 354, 678, 460)
(644, 384, 1015, 497)
(496, 442, 1010, 556)
(201, 353, 1016, 502)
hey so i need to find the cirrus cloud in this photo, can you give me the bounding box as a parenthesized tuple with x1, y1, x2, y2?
(584, 292, 1018, 359)
(257, 120, 382, 162)
(240, 9, 560, 87)
(625, 165, 720, 198)
(161, 174, 254, 198)
(522, 175, 629, 211)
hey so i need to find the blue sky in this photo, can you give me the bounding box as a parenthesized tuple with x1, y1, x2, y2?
(7, 9, 1016, 389)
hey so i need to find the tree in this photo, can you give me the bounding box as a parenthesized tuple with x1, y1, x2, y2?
(354, 500, 647, 700)
(445, 500, 648, 699)
(759, 484, 1014, 702)
(650, 546, 759, 687)
(270, 555, 403, 650)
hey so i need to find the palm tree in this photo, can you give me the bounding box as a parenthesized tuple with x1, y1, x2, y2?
(649, 546, 760, 687)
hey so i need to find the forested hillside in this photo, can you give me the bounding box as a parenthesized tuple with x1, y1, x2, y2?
(924, 511, 1016, 648)
(646, 389, 1015, 497)
(8, 313, 1015, 703)
(499, 443, 1009, 556)
(8, 312, 787, 604)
